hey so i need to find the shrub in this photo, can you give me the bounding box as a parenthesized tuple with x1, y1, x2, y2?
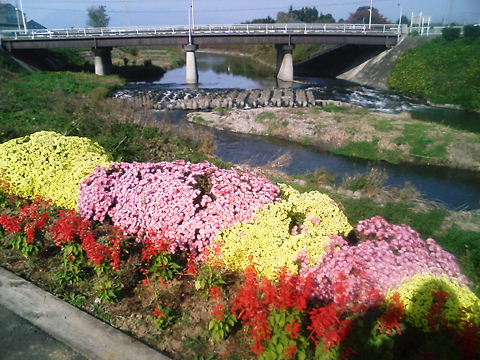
(216, 184, 352, 279)
(0, 131, 111, 209)
(389, 274, 480, 331)
(300, 217, 469, 306)
(442, 27, 461, 41)
(79, 161, 280, 259)
(464, 25, 480, 39)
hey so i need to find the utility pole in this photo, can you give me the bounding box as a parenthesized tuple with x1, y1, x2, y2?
(18, 0, 27, 33)
(397, 2, 402, 41)
(188, 3, 192, 44)
(191, 0, 195, 28)
(368, 0, 373, 29)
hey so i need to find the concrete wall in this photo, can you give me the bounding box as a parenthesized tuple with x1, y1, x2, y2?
(337, 36, 436, 90)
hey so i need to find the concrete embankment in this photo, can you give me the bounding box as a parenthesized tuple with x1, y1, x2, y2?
(115, 88, 352, 111)
(337, 36, 435, 90)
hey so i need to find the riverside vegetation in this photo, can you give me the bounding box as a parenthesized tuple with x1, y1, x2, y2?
(1, 52, 480, 359)
(188, 106, 480, 171)
(389, 35, 480, 111)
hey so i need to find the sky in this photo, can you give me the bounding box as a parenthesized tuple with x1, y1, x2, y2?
(7, 0, 480, 29)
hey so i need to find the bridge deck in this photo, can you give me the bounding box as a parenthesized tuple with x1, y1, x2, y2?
(1, 23, 400, 50)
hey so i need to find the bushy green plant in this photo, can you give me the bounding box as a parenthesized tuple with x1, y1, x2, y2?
(464, 25, 480, 38)
(442, 27, 461, 41)
(209, 313, 237, 341)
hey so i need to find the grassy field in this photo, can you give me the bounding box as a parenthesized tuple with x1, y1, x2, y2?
(389, 37, 480, 110)
(0, 58, 214, 164)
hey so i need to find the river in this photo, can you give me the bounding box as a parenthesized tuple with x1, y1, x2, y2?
(122, 52, 480, 210)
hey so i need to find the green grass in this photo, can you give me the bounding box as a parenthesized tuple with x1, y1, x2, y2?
(395, 123, 449, 159)
(213, 107, 232, 116)
(389, 37, 480, 110)
(436, 227, 480, 294)
(0, 54, 220, 165)
(322, 104, 351, 113)
(256, 111, 277, 123)
(330, 140, 382, 161)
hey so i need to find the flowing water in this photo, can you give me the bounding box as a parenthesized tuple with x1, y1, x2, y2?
(123, 52, 480, 210)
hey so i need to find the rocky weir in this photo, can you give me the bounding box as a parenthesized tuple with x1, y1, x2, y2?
(114, 88, 353, 111)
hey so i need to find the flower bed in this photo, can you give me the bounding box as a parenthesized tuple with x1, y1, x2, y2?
(0, 132, 479, 359)
(0, 131, 110, 209)
(78, 161, 281, 259)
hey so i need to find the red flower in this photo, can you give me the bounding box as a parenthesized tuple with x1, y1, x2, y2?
(378, 292, 405, 335)
(284, 344, 297, 359)
(285, 319, 301, 339)
(153, 307, 166, 318)
(209, 286, 223, 299)
(0, 214, 22, 233)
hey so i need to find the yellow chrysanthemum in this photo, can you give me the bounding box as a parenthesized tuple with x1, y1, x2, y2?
(387, 274, 480, 331)
(0, 131, 111, 209)
(215, 184, 352, 279)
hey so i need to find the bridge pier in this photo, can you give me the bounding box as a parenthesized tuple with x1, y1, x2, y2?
(183, 44, 199, 85)
(92, 47, 112, 76)
(276, 44, 295, 82)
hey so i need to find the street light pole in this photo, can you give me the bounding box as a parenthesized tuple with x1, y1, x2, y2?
(191, 0, 195, 29)
(397, 3, 403, 41)
(368, 0, 373, 29)
(18, 0, 27, 33)
(188, 4, 192, 44)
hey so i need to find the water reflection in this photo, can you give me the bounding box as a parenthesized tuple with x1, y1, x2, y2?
(149, 53, 277, 89)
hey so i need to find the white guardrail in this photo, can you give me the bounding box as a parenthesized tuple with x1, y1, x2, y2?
(0, 23, 401, 41)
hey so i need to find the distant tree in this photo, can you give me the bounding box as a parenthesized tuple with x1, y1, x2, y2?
(317, 12, 336, 23)
(290, 6, 319, 23)
(244, 16, 275, 24)
(347, 6, 390, 24)
(276, 6, 335, 23)
(395, 15, 410, 25)
(276, 11, 297, 23)
(87, 5, 110, 28)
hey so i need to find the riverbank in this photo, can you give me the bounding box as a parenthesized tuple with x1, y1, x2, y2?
(187, 106, 480, 172)
(388, 37, 480, 111)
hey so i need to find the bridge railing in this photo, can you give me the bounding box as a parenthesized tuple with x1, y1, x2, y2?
(0, 23, 400, 41)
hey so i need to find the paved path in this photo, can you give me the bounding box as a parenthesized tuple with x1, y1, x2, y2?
(0, 267, 170, 360)
(0, 304, 87, 360)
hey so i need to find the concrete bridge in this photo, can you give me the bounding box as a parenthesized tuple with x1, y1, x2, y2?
(0, 23, 403, 83)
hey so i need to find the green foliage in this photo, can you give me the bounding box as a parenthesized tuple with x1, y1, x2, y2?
(64, 293, 87, 308)
(194, 265, 226, 298)
(57, 243, 87, 285)
(330, 140, 383, 161)
(209, 313, 237, 341)
(87, 5, 110, 27)
(321, 104, 350, 113)
(342, 168, 388, 195)
(262, 309, 308, 360)
(149, 252, 182, 282)
(442, 27, 461, 41)
(10, 233, 41, 258)
(437, 227, 480, 294)
(154, 306, 179, 330)
(389, 38, 480, 110)
(464, 25, 480, 39)
(94, 278, 123, 303)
